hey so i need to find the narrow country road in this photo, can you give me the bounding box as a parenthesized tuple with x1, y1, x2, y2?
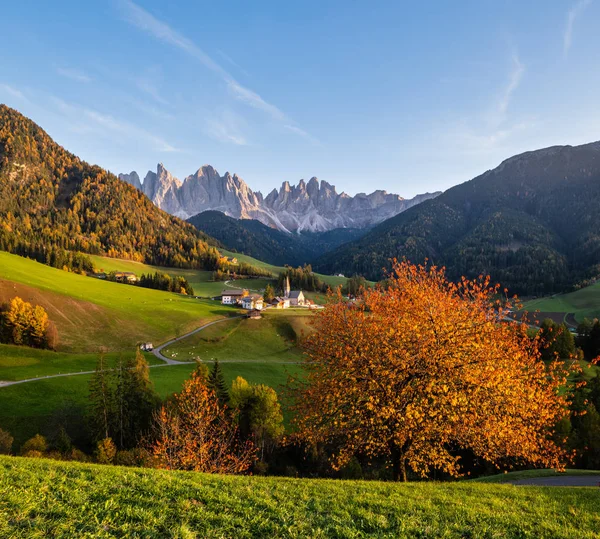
(509, 476, 600, 487)
(152, 316, 245, 365)
(0, 315, 246, 387)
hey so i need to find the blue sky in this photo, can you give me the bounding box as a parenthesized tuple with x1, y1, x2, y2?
(1, 1, 599, 197)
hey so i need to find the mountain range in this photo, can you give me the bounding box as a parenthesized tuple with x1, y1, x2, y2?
(187, 210, 366, 267)
(314, 141, 600, 295)
(119, 165, 440, 233)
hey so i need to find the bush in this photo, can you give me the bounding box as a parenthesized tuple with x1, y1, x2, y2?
(20, 434, 47, 456)
(95, 438, 117, 464)
(0, 428, 13, 455)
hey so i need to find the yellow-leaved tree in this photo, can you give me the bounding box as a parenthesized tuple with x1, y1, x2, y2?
(290, 260, 576, 481)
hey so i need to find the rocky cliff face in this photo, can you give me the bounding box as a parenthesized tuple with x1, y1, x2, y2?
(119, 164, 440, 233)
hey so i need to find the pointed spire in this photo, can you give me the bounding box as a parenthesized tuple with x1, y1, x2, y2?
(284, 275, 291, 298)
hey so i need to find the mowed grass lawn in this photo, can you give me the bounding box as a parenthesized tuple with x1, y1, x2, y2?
(0, 252, 231, 351)
(523, 280, 600, 323)
(162, 312, 313, 363)
(0, 457, 599, 538)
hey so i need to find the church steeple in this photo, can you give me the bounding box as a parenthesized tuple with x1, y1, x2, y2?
(284, 275, 291, 298)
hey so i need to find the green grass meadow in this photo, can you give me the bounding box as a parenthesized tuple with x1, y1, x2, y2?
(0, 456, 599, 538)
(523, 281, 600, 323)
(0, 252, 231, 352)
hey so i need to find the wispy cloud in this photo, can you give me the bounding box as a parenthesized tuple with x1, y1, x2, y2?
(431, 50, 532, 160)
(283, 124, 320, 145)
(0, 83, 29, 103)
(50, 96, 180, 152)
(216, 49, 250, 77)
(56, 67, 92, 83)
(564, 0, 592, 57)
(118, 0, 313, 140)
(205, 109, 248, 146)
(496, 53, 525, 120)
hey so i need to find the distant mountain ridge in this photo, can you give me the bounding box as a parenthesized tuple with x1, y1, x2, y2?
(187, 210, 367, 267)
(314, 141, 600, 295)
(119, 164, 440, 233)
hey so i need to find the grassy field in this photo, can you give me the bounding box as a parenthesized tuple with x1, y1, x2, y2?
(523, 281, 600, 324)
(0, 252, 231, 351)
(162, 313, 311, 363)
(1, 457, 599, 538)
(0, 358, 301, 449)
(0, 344, 162, 381)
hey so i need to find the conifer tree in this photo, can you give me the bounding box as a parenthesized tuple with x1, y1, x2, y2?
(208, 360, 229, 407)
(88, 354, 113, 441)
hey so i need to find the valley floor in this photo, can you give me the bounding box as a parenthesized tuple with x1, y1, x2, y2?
(0, 456, 598, 538)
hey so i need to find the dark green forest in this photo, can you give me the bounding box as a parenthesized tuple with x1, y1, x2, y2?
(315, 143, 600, 295)
(188, 210, 365, 267)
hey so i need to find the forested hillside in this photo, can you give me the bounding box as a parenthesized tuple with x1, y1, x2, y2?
(188, 210, 365, 266)
(315, 142, 600, 295)
(0, 105, 221, 269)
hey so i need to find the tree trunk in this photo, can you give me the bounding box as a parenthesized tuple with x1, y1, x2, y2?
(390, 442, 408, 482)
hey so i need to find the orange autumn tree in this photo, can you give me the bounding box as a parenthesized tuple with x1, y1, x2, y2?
(151, 365, 256, 473)
(290, 260, 575, 481)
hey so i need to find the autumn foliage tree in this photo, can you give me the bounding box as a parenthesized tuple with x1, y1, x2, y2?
(0, 296, 56, 349)
(151, 365, 256, 473)
(290, 260, 576, 481)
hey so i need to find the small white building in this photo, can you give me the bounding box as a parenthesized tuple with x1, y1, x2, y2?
(270, 296, 290, 309)
(140, 342, 153, 351)
(288, 290, 306, 306)
(221, 289, 247, 305)
(241, 294, 264, 310)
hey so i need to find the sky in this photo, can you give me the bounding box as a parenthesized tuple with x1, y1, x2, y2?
(1, 0, 599, 197)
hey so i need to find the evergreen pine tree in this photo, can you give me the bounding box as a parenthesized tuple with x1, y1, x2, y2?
(208, 360, 229, 407)
(88, 354, 113, 441)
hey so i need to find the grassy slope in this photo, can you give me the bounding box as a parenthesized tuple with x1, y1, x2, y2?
(523, 281, 600, 323)
(219, 248, 361, 289)
(1, 457, 599, 538)
(162, 313, 311, 363)
(0, 251, 230, 351)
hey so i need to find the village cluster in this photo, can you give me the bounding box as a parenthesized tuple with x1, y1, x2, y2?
(221, 277, 308, 317)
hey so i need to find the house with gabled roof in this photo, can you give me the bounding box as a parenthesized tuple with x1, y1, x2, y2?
(241, 293, 264, 310)
(221, 289, 248, 305)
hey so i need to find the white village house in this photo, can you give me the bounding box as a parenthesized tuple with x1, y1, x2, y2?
(221, 289, 248, 305)
(241, 293, 264, 310)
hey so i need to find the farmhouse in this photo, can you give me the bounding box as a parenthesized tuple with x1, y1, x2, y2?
(114, 271, 138, 283)
(270, 296, 290, 309)
(241, 294, 264, 310)
(288, 290, 306, 306)
(221, 289, 248, 305)
(247, 309, 262, 320)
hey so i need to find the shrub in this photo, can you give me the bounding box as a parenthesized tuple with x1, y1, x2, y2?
(0, 428, 13, 455)
(95, 438, 117, 464)
(20, 434, 48, 456)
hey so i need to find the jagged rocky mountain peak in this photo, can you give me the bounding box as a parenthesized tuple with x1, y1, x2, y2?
(121, 162, 441, 232)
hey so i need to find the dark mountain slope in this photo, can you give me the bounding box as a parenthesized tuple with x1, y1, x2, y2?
(315, 142, 600, 295)
(0, 105, 221, 269)
(188, 210, 366, 266)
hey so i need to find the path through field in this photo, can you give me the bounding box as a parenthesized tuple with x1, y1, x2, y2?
(0, 316, 247, 387)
